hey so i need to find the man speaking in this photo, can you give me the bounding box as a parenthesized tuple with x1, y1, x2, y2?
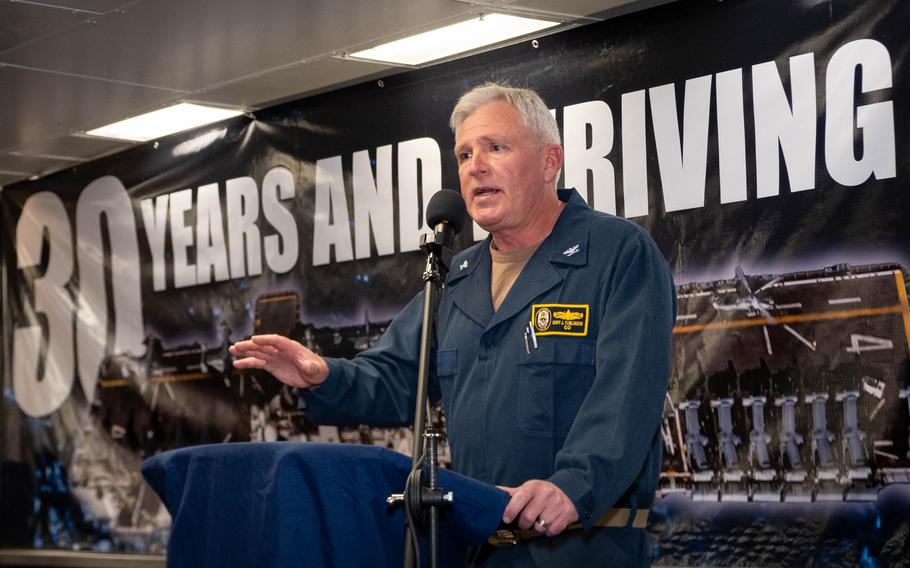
(230, 82, 676, 567)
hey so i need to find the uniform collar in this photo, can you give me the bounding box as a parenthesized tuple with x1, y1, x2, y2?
(548, 188, 590, 268)
(447, 240, 486, 285)
(444, 188, 591, 332)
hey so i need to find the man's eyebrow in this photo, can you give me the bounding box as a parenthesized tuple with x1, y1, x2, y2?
(455, 135, 498, 150)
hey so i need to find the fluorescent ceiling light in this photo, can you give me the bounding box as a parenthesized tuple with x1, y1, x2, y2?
(86, 103, 244, 142)
(349, 14, 559, 66)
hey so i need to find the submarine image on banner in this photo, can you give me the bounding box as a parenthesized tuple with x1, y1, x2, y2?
(71, 290, 434, 552)
(64, 261, 910, 553)
(660, 263, 910, 502)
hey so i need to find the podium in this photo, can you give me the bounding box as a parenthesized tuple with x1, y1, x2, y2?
(142, 442, 509, 568)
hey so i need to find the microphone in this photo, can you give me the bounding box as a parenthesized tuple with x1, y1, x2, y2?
(425, 189, 468, 248)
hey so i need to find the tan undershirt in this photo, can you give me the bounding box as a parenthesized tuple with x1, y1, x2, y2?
(490, 242, 541, 311)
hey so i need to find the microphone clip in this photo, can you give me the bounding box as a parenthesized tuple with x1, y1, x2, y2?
(420, 224, 455, 284)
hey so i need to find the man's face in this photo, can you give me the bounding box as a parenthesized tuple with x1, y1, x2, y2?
(454, 100, 557, 234)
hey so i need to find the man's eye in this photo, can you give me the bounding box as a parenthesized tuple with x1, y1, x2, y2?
(491, 144, 503, 152)
(458, 151, 471, 162)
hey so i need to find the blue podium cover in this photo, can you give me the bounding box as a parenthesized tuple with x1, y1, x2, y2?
(142, 442, 509, 568)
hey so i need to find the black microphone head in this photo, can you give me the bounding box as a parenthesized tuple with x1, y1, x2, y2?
(425, 189, 468, 235)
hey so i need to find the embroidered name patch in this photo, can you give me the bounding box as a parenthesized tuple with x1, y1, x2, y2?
(531, 304, 589, 336)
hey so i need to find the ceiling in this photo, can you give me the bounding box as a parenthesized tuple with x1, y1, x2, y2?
(0, 0, 667, 188)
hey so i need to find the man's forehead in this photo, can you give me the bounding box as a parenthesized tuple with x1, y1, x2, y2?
(454, 102, 525, 143)
(458, 100, 519, 125)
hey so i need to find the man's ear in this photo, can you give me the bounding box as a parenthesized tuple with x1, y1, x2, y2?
(543, 144, 564, 184)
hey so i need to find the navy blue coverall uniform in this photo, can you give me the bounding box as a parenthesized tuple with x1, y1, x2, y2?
(301, 188, 677, 566)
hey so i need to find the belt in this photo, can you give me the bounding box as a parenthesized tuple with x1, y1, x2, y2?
(487, 507, 650, 547)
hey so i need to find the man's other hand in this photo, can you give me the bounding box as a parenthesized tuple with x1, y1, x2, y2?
(498, 480, 579, 537)
(229, 334, 329, 389)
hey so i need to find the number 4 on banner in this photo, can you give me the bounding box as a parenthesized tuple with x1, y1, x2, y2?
(845, 334, 894, 354)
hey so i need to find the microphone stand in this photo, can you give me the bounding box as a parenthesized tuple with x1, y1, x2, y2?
(388, 222, 455, 568)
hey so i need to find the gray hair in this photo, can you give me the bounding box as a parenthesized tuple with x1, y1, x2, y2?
(449, 82, 561, 146)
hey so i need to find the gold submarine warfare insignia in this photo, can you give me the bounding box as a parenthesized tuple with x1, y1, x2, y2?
(553, 310, 585, 320)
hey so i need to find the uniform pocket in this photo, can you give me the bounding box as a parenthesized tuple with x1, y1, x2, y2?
(517, 339, 595, 437)
(435, 349, 458, 378)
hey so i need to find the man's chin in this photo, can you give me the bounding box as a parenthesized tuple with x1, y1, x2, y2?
(469, 215, 500, 234)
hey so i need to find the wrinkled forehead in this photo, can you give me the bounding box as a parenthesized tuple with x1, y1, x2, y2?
(454, 100, 527, 144)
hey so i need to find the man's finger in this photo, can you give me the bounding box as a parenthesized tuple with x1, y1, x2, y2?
(232, 357, 266, 369)
(233, 347, 275, 362)
(545, 517, 570, 537)
(543, 508, 575, 536)
(502, 488, 533, 524)
(251, 334, 299, 353)
(518, 496, 547, 531)
(229, 340, 259, 354)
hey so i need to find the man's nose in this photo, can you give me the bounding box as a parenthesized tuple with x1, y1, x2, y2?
(467, 151, 489, 176)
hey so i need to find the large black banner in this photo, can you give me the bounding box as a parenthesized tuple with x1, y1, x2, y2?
(2, 0, 908, 563)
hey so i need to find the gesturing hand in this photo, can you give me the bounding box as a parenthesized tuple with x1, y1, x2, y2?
(229, 334, 329, 389)
(498, 479, 579, 537)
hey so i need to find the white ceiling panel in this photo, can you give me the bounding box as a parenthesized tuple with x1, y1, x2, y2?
(19, 0, 137, 13)
(11, 134, 131, 160)
(0, 172, 25, 185)
(0, 151, 73, 177)
(462, 0, 668, 19)
(195, 56, 396, 108)
(0, 2, 86, 52)
(0, 65, 179, 149)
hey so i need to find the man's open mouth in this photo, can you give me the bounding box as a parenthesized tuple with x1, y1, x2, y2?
(473, 187, 500, 197)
